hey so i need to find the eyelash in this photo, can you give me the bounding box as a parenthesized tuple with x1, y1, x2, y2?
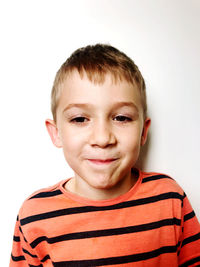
(70, 115, 132, 124)
(70, 117, 88, 123)
(114, 115, 132, 122)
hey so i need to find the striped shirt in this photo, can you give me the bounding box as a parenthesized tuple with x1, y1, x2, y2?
(10, 170, 200, 266)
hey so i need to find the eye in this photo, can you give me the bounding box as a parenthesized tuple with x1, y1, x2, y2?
(114, 115, 132, 122)
(70, 117, 88, 123)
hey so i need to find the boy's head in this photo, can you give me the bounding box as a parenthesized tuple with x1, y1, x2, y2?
(51, 44, 147, 122)
(46, 44, 150, 200)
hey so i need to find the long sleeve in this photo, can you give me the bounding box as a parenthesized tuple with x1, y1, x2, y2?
(178, 194, 200, 266)
(9, 216, 42, 267)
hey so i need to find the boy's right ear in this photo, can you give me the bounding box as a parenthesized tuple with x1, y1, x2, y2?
(45, 119, 62, 148)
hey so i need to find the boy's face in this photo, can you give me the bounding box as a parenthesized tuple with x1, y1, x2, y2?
(46, 71, 150, 200)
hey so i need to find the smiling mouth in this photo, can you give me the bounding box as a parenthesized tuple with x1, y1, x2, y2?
(87, 159, 117, 165)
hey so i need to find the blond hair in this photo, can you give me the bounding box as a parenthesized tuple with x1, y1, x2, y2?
(51, 44, 147, 121)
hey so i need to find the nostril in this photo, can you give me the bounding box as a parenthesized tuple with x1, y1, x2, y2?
(90, 129, 115, 148)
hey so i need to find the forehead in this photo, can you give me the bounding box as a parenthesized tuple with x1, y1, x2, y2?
(57, 70, 143, 111)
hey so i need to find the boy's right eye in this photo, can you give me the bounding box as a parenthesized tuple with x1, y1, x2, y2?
(70, 117, 88, 123)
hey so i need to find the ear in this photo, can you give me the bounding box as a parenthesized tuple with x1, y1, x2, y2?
(45, 119, 62, 148)
(141, 117, 151, 146)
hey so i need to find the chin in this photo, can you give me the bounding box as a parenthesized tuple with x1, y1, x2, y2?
(89, 177, 117, 190)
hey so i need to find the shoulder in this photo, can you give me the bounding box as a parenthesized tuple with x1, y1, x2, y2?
(140, 170, 185, 196)
(137, 170, 187, 219)
(18, 180, 65, 221)
(26, 180, 63, 199)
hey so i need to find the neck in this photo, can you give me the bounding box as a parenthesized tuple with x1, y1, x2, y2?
(65, 170, 139, 201)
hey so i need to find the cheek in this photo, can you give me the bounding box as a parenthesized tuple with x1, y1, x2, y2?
(60, 127, 80, 145)
(61, 141, 80, 171)
(119, 127, 142, 147)
(123, 140, 141, 156)
(61, 130, 85, 159)
(62, 138, 79, 157)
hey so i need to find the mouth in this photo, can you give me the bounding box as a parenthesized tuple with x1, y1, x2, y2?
(87, 158, 118, 165)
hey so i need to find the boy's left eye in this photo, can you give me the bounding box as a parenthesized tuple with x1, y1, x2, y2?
(70, 117, 88, 123)
(114, 115, 132, 122)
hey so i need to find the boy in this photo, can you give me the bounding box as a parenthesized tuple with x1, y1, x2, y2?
(10, 44, 200, 266)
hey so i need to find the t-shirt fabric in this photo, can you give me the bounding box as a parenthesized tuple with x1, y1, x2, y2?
(10, 170, 200, 266)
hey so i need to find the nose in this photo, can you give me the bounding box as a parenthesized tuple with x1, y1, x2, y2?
(89, 120, 117, 148)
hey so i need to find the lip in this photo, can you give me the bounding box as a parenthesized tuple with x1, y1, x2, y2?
(87, 158, 118, 165)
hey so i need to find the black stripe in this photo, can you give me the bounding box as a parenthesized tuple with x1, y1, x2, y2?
(52, 245, 177, 266)
(31, 236, 46, 248)
(19, 226, 28, 243)
(29, 264, 43, 267)
(29, 190, 63, 199)
(179, 256, 200, 267)
(177, 240, 181, 256)
(184, 210, 195, 222)
(181, 232, 200, 248)
(41, 254, 51, 262)
(142, 174, 172, 183)
(20, 192, 183, 226)
(181, 192, 187, 208)
(19, 225, 23, 234)
(30, 217, 181, 248)
(13, 235, 20, 242)
(22, 248, 37, 258)
(11, 254, 25, 262)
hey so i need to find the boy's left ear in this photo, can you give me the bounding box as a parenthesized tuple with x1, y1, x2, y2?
(45, 119, 62, 148)
(141, 118, 151, 146)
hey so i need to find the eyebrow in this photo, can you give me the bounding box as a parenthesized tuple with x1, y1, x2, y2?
(63, 101, 139, 113)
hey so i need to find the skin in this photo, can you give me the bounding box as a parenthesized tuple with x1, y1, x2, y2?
(46, 70, 151, 200)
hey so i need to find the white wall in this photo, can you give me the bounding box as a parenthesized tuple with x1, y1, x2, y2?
(1, 0, 199, 264)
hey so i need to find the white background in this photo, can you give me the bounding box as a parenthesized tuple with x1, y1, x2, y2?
(1, 0, 199, 265)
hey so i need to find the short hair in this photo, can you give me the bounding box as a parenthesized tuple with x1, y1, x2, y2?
(51, 44, 147, 121)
